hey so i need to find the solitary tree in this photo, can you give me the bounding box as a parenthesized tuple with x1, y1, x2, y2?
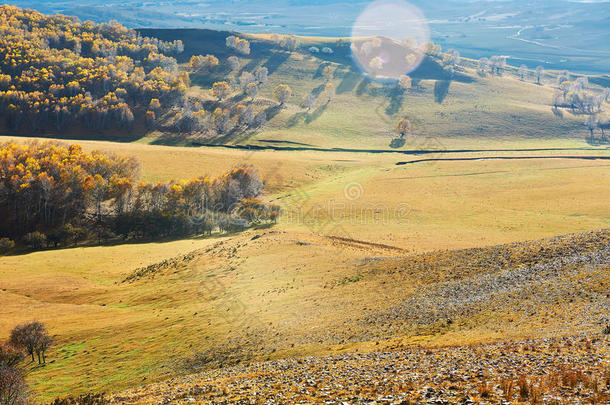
(302, 93, 317, 111)
(535, 66, 544, 85)
(323, 82, 334, 103)
(322, 65, 334, 82)
(490, 56, 506, 75)
(557, 70, 570, 85)
(246, 82, 259, 101)
(396, 119, 411, 138)
(518, 64, 528, 81)
(478, 58, 489, 75)
(274, 84, 292, 106)
(212, 81, 231, 101)
(280, 35, 300, 51)
(227, 56, 240, 71)
(598, 117, 610, 140)
(585, 115, 598, 138)
(254, 66, 268, 85)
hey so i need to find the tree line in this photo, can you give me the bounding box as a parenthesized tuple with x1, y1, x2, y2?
(0, 141, 279, 251)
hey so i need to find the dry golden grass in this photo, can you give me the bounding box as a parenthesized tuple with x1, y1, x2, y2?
(2, 225, 608, 400)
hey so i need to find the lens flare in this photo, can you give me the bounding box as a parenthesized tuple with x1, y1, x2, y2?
(351, 0, 430, 80)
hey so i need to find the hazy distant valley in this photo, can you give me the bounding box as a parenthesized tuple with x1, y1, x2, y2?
(5, 0, 610, 73)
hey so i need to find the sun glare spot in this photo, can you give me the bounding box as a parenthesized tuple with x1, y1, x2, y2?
(351, 0, 430, 80)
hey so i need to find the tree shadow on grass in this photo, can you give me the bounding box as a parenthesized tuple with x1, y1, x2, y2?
(304, 103, 329, 124)
(434, 80, 451, 104)
(585, 136, 610, 146)
(389, 138, 406, 148)
(190, 73, 229, 89)
(386, 86, 405, 115)
(356, 78, 371, 96)
(263, 51, 290, 75)
(313, 62, 331, 80)
(336, 70, 361, 94)
(264, 105, 283, 120)
(287, 111, 308, 127)
(238, 59, 260, 77)
(287, 103, 329, 126)
(311, 84, 326, 97)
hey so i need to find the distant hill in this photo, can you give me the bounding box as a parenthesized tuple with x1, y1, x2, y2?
(5, 0, 610, 74)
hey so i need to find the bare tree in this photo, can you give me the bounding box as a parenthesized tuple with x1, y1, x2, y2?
(302, 93, 317, 111)
(239, 71, 255, 91)
(0, 365, 26, 405)
(246, 82, 259, 101)
(0, 344, 24, 369)
(489, 56, 506, 76)
(226, 35, 250, 55)
(598, 116, 610, 140)
(254, 66, 268, 85)
(9, 321, 52, 364)
(585, 115, 598, 138)
(518, 65, 528, 81)
(557, 70, 570, 85)
(280, 35, 300, 51)
(237, 104, 254, 126)
(478, 58, 489, 75)
(535, 66, 544, 85)
(227, 56, 240, 71)
(574, 77, 588, 91)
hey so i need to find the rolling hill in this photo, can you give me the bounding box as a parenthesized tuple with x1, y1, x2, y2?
(0, 6, 609, 403)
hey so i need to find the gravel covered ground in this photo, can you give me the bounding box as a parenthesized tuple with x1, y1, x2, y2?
(111, 335, 609, 404)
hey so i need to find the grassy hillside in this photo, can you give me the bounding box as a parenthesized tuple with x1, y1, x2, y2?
(0, 135, 609, 400)
(3, 225, 607, 401)
(136, 28, 606, 151)
(1, 22, 609, 403)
